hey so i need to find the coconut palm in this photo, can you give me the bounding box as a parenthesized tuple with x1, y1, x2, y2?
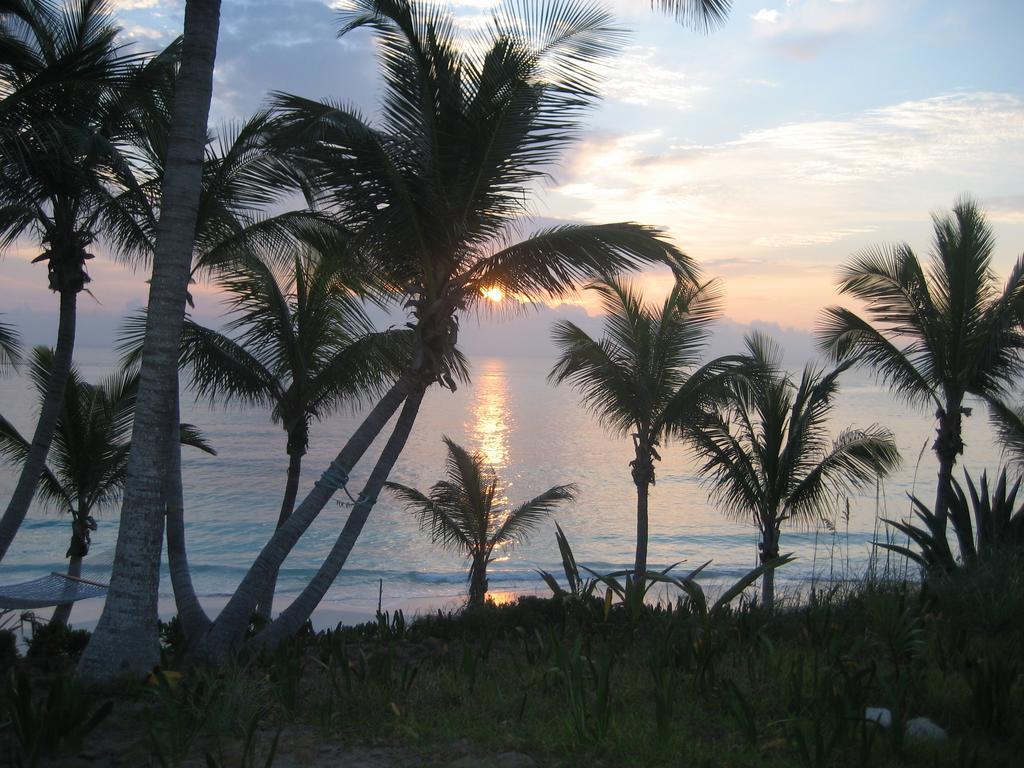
(549, 276, 749, 579)
(79, 0, 222, 682)
(988, 401, 1024, 470)
(174, 251, 409, 617)
(111, 108, 372, 639)
(817, 198, 1024, 533)
(387, 437, 576, 607)
(0, 347, 214, 626)
(0, 0, 178, 563)
(689, 333, 901, 608)
(202, 0, 697, 657)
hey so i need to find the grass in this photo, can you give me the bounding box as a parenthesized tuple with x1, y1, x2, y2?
(1, 566, 1022, 766)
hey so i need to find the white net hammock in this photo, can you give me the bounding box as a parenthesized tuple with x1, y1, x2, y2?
(0, 572, 108, 610)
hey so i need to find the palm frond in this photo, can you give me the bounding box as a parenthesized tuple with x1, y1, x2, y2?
(0, 315, 21, 372)
(491, 483, 577, 550)
(986, 396, 1024, 469)
(654, 0, 732, 32)
(178, 422, 216, 455)
(467, 223, 697, 302)
(785, 426, 901, 523)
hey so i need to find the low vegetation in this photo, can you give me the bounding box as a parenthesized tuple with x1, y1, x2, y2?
(2, 558, 1022, 766)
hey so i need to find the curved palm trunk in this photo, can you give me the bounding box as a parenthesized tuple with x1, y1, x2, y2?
(50, 552, 83, 627)
(255, 444, 304, 619)
(0, 289, 76, 562)
(166, 391, 211, 640)
(78, 0, 221, 682)
(246, 387, 426, 654)
(199, 375, 415, 659)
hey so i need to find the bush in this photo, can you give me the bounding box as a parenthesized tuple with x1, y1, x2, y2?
(0, 628, 18, 671)
(25, 621, 90, 662)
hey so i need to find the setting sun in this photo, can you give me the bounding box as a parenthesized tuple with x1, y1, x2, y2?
(481, 286, 504, 302)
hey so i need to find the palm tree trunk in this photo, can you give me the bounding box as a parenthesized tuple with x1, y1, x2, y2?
(166, 390, 211, 641)
(932, 395, 965, 532)
(0, 289, 76, 562)
(634, 480, 650, 579)
(468, 555, 488, 608)
(760, 526, 780, 609)
(50, 552, 83, 628)
(246, 386, 426, 654)
(631, 442, 654, 579)
(199, 375, 415, 660)
(255, 445, 304, 619)
(78, 0, 221, 682)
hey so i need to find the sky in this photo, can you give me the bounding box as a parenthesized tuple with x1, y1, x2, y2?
(3, 0, 1024, 357)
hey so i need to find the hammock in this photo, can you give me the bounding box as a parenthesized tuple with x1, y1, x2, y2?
(0, 572, 108, 610)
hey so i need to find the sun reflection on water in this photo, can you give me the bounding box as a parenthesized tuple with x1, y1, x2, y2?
(468, 359, 512, 471)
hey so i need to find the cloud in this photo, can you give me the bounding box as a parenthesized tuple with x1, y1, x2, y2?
(549, 91, 1024, 327)
(600, 47, 710, 111)
(751, 9, 781, 25)
(754, 0, 892, 59)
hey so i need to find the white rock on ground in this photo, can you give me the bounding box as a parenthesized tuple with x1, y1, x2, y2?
(904, 717, 948, 742)
(865, 707, 893, 728)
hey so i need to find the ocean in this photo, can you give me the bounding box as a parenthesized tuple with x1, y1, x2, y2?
(0, 345, 1005, 625)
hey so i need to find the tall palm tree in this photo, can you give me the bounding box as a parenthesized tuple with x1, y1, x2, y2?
(689, 333, 901, 608)
(549, 276, 747, 579)
(0, 347, 213, 626)
(174, 251, 408, 617)
(79, 0, 222, 682)
(817, 198, 1024, 533)
(112, 109, 360, 642)
(387, 437, 576, 607)
(0, 0, 177, 562)
(206, 0, 697, 658)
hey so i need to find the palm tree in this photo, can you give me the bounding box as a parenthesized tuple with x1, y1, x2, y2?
(0, 347, 213, 626)
(175, 251, 408, 617)
(203, 0, 698, 657)
(111, 109, 361, 642)
(387, 437, 576, 607)
(0, 0, 177, 562)
(689, 333, 901, 607)
(549, 276, 748, 579)
(79, 0, 222, 682)
(817, 198, 1024, 533)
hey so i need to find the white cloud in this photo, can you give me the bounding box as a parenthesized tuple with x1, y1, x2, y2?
(601, 48, 710, 111)
(751, 9, 781, 24)
(548, 92, 1024, 326)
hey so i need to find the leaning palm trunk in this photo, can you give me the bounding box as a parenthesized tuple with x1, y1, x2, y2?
(255, 446, 304, 619)
(199, 375, 416, 659)
(78, 0, 222, 681)
(248, 386, 427, 652)
(50, 551, 83, 627)
(166, 392, 211, 640)
(0, 290, 76, 561)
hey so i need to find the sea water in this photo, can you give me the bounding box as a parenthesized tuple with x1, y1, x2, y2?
(0, 346, 1005, 623)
